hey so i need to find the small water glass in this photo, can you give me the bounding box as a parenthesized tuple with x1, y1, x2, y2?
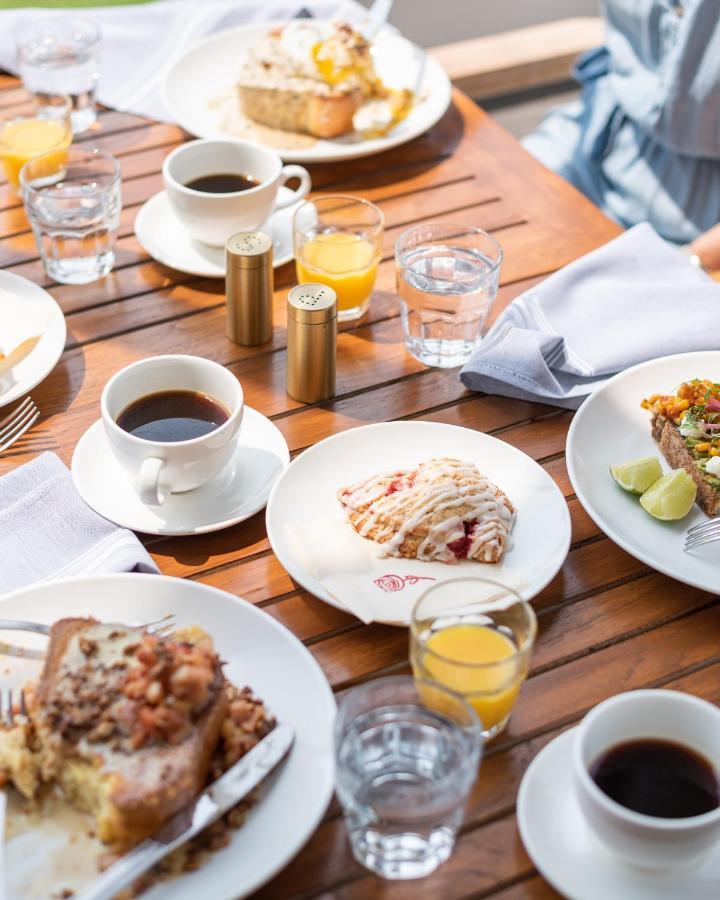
(410, 578, 537, 741)
(335, 674, 482, 880)
(17, 16, 101, 134)
(21, 147, 121, 285)
(395, 223, 502, 368)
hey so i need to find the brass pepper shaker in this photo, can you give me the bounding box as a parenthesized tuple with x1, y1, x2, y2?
(287, 283, 337, 403)
(225, 231, 273, 346)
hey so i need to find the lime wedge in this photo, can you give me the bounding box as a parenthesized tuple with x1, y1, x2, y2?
(639, 470, 697, 521)
(610, 456, 663, 494)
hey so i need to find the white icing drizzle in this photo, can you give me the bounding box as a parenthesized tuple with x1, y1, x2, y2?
(338, 458, 514, 563)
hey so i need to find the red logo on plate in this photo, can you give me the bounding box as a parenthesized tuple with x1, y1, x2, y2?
(373, 574, 437, 593)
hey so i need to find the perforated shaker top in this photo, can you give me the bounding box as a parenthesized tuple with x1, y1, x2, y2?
(287, 283, 337, 324)
(225, 231, 273, 268)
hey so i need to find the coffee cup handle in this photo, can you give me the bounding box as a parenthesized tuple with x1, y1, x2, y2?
(276, 165, 311, 209)
(138, 457, 169, 507)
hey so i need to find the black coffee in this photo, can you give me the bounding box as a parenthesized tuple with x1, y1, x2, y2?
(185, 173, 259, 193)
(116, 390, 229, 442)
(590, 738, 720, 819)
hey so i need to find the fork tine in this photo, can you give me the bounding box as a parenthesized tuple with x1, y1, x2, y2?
(19, 688, 28, 717)
(687, 519, 720, 536)
(0, 406, 39, 453)
(0, 399, 37, 441)
(685, 534, 720, 550)
(0, 398, 34, 441)
(139, 613, 175, 631)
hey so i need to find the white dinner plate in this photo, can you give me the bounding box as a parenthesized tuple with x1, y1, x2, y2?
(162, 22, 452, 164)
(265, 421, 571, 625)
(566, 351, 720, 594)
(2, 574, 336, 900)
(518, 728, 720, 899)
(134, 188, 298, 278)
(0, 270, 66, 408)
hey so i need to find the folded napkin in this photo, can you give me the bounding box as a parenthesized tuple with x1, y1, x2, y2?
(0, 0, 364, 123)
(0, 452, 158, 595)
(461, 223, 720, 410)
(285, 517, 524, 625)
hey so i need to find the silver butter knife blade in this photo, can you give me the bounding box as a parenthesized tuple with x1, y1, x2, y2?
(73, 722, 294, 900)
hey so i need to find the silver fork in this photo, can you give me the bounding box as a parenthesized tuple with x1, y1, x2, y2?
(685, 519, 720, 551)
(0, 613, 177, 639)
(0, 685, 28, 727)
(0, 396, 39, 454)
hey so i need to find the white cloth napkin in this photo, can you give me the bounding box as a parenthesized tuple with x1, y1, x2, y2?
(461, 223, 720, 410)
(0, 0, 364, 123)
(285, 517, 525, 625)
(0, 452, 158, 595)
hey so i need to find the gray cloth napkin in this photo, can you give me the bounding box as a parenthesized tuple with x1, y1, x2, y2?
(460, 223, 720, 409)
(0, 452, 158, 595)
(0, 0, 363, 123)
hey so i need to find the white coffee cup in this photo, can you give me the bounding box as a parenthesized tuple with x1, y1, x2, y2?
(574, 690, 720, 870)
(101, 355, 244, 506)
(162, 139, 311, 247)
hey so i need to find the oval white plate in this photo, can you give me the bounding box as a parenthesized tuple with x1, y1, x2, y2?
(2, 574, 335, 900)
(163, 22, 452, 164)
(134, 188, 297, 279)
(265, 421, 571, 625)
(72, 407, 289, 536)
(518, 728, 720, 899)
(566, 351, 720, 594)
(0, 270, 66, 408)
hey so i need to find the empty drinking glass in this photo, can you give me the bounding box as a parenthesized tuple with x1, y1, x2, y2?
(335, 675, 482, 879)
(21, 147, 121, 285)
(17, 16, 101, 134)
(395, 223, 502, 368)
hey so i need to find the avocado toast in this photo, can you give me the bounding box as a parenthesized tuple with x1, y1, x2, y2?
(642, 379, 720, 517)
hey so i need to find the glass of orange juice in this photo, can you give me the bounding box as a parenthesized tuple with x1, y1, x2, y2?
(0, 93, 72, 192)
(410, 578, 537, 740)
(293, 195, 383, 322)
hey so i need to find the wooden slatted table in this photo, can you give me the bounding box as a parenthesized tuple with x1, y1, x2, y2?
(2, 78, 715, 900)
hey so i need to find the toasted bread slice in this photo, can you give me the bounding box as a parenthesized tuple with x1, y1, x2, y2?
(651, 414, 720, 517)
(238, 84, 361, 139)
(31, 619, 227, 850)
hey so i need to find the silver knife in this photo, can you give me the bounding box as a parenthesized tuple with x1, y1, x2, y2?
(74, 722, 294, 900)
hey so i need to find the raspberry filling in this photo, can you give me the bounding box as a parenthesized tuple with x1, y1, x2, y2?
(447, 518, 478, 559)
(386, 470, 417, 496)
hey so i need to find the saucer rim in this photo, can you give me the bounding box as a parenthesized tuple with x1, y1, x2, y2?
(71, 406, 290, 536)
(134, 190, 295, 278)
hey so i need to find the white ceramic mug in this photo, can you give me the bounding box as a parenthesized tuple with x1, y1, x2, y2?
(574, 690, 720, 870)
(101, 355, 244, 506)
(162, 139, 311, 247)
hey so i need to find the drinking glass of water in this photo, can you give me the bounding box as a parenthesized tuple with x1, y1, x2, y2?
(335, 674, 482, 879)
(21, 147, 121, 285)
(17, 16, 101, 134)
(395, 223, 502, 368)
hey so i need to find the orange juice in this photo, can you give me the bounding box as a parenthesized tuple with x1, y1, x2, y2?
(0, 118, 71, 189)
(421, 624, 521, 733)
(296, 232, 379, 313)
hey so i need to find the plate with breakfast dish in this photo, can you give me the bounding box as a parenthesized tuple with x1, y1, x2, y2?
(567, 351, 720, 594)
(0, 269, 66, 408)
(163, 19, 452, 164)
(265, 421, 570, 626)
(0, 574, 335, 900)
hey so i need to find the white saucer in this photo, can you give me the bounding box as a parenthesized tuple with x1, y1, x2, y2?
(134, 187, 298, 278)
(517, 728, 720, 900)
(71, 407, 289, 536)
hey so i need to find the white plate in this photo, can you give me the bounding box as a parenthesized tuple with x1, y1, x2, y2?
(1, 573, 336, 900)
(518, 728, 720, 899)
(72, 407, 289, 536)
(0, 270, 66, 408)
(134, 188, 297, 278)
(162, 22, 452, 164)
(265, 421, 571, 624)
(566, 351, 720, 594)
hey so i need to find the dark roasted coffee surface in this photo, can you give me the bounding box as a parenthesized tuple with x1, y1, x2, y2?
(590, 738, 720, 819)
(116, 390, 229, 442)
(185, 173, 259, 193)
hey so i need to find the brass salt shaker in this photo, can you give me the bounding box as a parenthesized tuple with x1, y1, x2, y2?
(225, 231, 273, 345)
(286, 283, 337, 403)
